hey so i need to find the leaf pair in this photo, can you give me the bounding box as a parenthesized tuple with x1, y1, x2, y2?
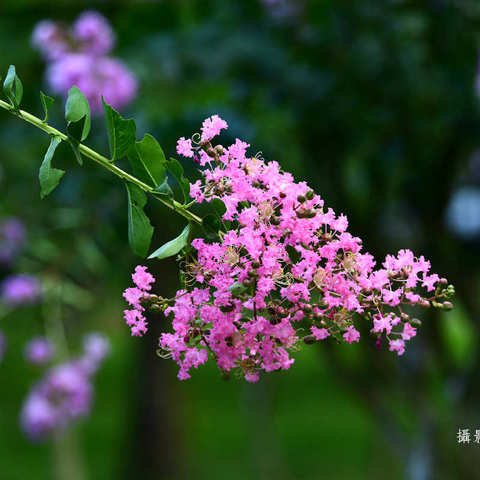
(36, 87, 90, 198)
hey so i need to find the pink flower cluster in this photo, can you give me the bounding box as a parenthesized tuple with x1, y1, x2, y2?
(126, 116, 454, 382)
(32, 11, 137, 113)
(122, 266, 155, 337)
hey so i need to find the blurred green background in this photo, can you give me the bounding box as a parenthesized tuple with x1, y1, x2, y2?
(1, 1, 480, 479)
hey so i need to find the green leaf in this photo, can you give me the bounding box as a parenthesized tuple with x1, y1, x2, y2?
(68, 140, 83, 166)
(3, 65, 23, 108)
(65, 86, 91, 141)
(202, 198, 227, 238)
(153, 178, 173, 197)
(103, 99, 136, 162)
(166, 157, 190, 202)
(210, 198, 227, 216)
(285, 245, 301, 264)
(228, 281, 246, 294)
(202, 214, 222, 237)
(39, 136, 65, 199)
(126, 183, 154, 258)
(40, 91, 55, 123)
(127, 134, 166, 187)
(148, 224, 191, 260)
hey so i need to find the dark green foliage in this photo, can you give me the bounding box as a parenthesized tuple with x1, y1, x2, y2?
(202, 214, 222, 237)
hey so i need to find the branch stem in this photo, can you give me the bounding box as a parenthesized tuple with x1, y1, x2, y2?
(0, 99, 202, 225)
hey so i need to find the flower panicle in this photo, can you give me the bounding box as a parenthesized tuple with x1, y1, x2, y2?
(122, 115, 454, 382)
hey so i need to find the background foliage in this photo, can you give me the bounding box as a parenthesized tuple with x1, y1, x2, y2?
(1, 1, 480, 479)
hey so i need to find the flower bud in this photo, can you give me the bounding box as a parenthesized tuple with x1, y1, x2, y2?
(297, 195, 306, 203)
(149, 304, 162, 313)
(279, 192, 287, 199)
(191, 328, 201, 337)
(410, 318, 422, 326)
(306, 190, 314, 200)
(251, 260, 260, 269)
(442, 301, 454, 310)
(303, 335, 316, 345)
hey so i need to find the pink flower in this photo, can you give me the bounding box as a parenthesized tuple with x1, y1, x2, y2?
(372, 314, 392, 335)
(343, 326, 360, 344)
(405, 291, 421, 303)
(422, 273, 439, 292)
(245, 372, 260, 383)
(389, 339, 405, 356)
(229, 139, 249, 160)
(122, 287, 143, 308)
(124, 309, 142, 327)
(382, 288, 402, 306)
(122, 266, 156, 337)
(176, 137, 194, 158)
(131, 316, 148, 337)
(132, 265, 155, 291)
(311, 326, 330, 340)
(402, 323, 417, 341)
(200, 115, 228, 141)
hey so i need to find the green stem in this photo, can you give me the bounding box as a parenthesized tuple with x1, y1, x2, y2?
(0, 99, 202, 225)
